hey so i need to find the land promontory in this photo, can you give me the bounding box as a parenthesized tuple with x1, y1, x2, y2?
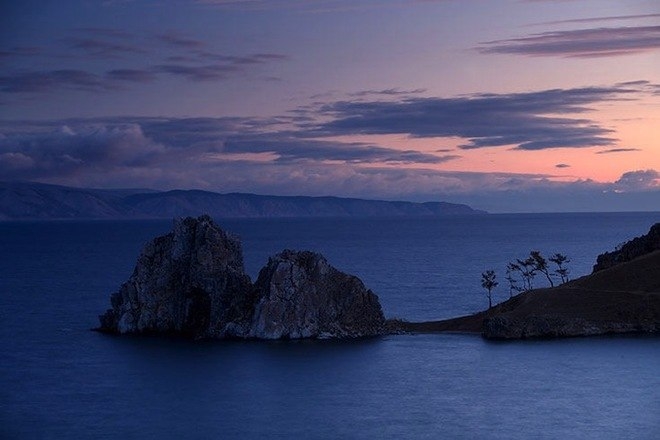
(394, 223, 660, 339)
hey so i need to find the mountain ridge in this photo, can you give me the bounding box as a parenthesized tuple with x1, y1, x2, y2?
(0, 181, 486, 220)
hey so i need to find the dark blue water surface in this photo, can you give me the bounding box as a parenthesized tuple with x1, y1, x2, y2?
(1, 213, 660, 439)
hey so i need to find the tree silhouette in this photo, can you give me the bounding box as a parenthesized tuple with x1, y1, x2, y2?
(516, 257, 537, 291)
(481, 270, 498, 309)
(530, 250, 554, 287)
(505, 263, 522, 298)
(505, 251, 571, 295)
(549, 253, 570, 283)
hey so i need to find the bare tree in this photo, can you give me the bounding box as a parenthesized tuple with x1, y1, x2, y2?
(549, 253, 570, 284)
(505, 263, 522, 298)
(530, 250, 554, 287)
(516, 257, 537, 291)
(481, 270, 498, 309)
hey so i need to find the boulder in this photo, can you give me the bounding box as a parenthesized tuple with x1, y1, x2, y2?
(249, 250, 386, 339)
(98, 215, 252, 338)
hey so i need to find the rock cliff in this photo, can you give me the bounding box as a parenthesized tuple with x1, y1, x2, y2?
(593, 223, 660, 272)
(98, 215, 253, 338)
(98, 215, 385, 339)
(250, 250, 385, 339)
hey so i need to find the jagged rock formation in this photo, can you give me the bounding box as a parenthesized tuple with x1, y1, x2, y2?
(98, 215, 253, 338)
(98, 215, 385, 339)
(593, 223, 660, 272)
(250, 250, 385, 339)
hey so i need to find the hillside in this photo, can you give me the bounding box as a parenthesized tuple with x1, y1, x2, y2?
(0, 181, 486, 220)
(393, 223, 660, 339)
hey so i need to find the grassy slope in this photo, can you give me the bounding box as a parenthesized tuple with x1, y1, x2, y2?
(391, 250, 660, 335)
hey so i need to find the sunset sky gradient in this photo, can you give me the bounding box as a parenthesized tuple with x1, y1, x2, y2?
(1, 0, 659, 212)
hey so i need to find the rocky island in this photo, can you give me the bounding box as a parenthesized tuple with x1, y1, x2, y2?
(98, 215, 385, 339)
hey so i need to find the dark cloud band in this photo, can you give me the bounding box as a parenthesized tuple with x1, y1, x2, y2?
(478, 25, 660, 58)
(309, 87, 631, 150)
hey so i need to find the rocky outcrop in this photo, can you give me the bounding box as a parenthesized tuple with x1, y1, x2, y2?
(249, 250, 385, 339)
(482, 314, 658, 340)
(593, 223, 660, 272)
(98, 215, 253, 338)
(98, 215, 386, 340)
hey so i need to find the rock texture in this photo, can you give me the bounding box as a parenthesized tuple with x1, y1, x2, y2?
(250, 250, 385, 339)
(98, 215, 386, 340)
(98, 215, 253, 338)
(593, 223, 660, 272)
(482, 309, 658, 340)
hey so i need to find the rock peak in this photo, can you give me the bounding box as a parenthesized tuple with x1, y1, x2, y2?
(99, 215, 252, 338)
(99, 216, 385, 339)
(250, 249, 385, 339)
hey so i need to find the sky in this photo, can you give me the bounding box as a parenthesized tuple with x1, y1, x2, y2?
(1, 0, 659, 212)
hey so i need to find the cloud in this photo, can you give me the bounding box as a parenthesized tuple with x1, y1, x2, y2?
(0, 124, 166, 181)
(0, 24, 289, 99)
(0, 117, 456, 188)
(2, 117, 658, 212)
(157, 31, 206, 49)
(0, 46, 41, 61)
(66, 37, 146, 58)
(0, 70, 112, 93)
(139, 116, 456, 164)
(478, 26, 660, 58)
(195, 0, 392, 12)
(533, 13, 660, 26)
(348, 88, 427, 98)
(152, 51, 289, 81)
(223, 136, 458, 164)
(555, 163, 570, 168)
(195, 0, 452, 13)
(0, 68, 158, 94)
(614, 169, 659, 191)
(106, 69, 157, 83)
(188, 51, 289, 67)
(0, 53, 287, 97)
(595, 148, 641, 154)
(152, 63, 240, 81)
(74, 27, 134, 39)
(311, 86, 630, 150)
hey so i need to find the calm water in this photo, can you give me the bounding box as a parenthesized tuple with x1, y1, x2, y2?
(1, 213, 660, 439)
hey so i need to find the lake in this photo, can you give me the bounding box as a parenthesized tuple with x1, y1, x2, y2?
(1, 212, 659, 439)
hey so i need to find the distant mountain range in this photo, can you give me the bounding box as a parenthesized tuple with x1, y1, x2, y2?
(0, 181, 486, 220)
